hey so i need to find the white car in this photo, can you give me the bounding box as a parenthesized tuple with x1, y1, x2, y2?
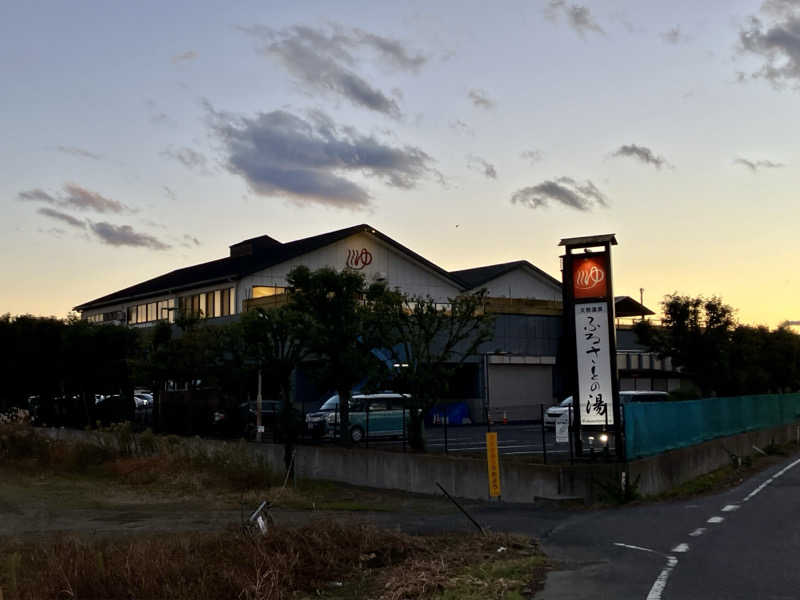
(544, 396, 574, 428)
(544, 391, 670, 428)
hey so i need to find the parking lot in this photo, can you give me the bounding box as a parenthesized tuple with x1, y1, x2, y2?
(304, 423, 572, 458)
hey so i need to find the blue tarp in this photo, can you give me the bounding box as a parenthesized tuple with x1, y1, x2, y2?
(427, 402, 471, 426)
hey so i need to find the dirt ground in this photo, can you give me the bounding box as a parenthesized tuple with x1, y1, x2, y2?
(0, 465, 466, 541)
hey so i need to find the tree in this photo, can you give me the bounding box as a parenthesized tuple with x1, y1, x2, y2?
(132, 320, 174, 432)
(286, 266, 387, 444)
(376, 289, 494, 450)
(240, 304, 309, 469)
(634, 294, 735, 396)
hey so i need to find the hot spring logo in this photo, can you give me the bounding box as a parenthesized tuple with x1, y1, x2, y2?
(575, 263, 605, 290)
(572, 256, 607, 298)
(346, 248, 373, 270)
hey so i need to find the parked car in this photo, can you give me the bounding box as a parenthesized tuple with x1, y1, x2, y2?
(305, 393, 411, 443)
(544, 391, 671, 428)
(211, 400, 280, 439)
(544, 396, 574, 428)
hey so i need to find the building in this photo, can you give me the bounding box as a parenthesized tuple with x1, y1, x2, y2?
(75, 223, 678, 421)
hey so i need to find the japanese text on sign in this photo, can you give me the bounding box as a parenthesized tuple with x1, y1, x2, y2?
(486, 432, 501, 497)
(574, 302, 615, 426)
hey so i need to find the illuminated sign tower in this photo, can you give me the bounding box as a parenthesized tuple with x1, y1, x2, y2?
(559, 234, 623, 460)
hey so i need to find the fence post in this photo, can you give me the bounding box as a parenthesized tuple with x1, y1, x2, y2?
(443, 407, 448, 454)
(402, 404, 406, 453)
(568, 405, 574, 465)
(540, 404, 548, 464)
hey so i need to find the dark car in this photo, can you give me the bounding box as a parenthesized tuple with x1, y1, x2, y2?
(211, 400, 280, 439)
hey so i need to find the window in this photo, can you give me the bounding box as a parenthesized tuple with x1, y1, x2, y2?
(137, 304, 146, 323)
(213, 290, 221, 317)
(147, 302, 156, 322)
(221, 288, 231, 316)
(128, 307, 137, 324)
(206, 291, 215, 318)
(252, 285, 287, 298)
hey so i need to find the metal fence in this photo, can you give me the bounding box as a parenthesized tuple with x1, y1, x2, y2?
(624, 393, 800, 459)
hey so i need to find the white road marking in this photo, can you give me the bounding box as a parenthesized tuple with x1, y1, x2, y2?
(689, 528, 706, 537)
(721, 504, 739, 512)
(613, 542, 660, 554)
(742, 457, 800, 502)
(671, 543, 690, 553)
(646, 555, 678, 600)
(707, 516, 724, 524)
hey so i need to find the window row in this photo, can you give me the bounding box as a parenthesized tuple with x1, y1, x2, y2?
(86, 310, 125, 324)
(128, 299, 176, 325)
(178, 287, 236, 319)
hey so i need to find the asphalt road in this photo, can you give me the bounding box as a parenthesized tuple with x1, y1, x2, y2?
(528, 451, 800, 599)
(358, 450, 800, 599)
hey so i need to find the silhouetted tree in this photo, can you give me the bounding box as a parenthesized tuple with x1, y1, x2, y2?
(374, 289, 494, 450)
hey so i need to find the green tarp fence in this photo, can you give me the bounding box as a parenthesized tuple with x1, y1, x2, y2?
(624, 393, 800, 459)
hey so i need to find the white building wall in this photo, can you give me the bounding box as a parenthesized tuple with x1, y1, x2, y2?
(471, 268, 561, 301)
(237, 232, 462, 310)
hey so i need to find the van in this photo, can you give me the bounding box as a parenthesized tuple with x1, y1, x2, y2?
(305, 393, 411, 443)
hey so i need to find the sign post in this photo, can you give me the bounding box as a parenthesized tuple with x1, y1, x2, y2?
(486, 432, 501, 499)
(559, 234, 623, 460)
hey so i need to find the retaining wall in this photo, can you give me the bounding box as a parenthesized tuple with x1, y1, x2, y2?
(41, 422, 800, 503)
(629, 421, 800, 496)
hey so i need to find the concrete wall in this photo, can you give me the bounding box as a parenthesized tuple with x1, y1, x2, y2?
(629, 421, 800, 496)
(41, 422, 800, 504)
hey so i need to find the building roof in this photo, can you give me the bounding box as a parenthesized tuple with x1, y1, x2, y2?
(75, 224, 463, 311)
(450, 260, 561, 290)
(614, 295, 655, 318)
(558, 233, 618, 247)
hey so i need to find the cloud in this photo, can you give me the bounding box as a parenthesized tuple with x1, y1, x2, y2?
(511, 176, 608, 211)
(241, 25, 425, 118)
(145, 99, 174, 126)
(18, 188, 57, 204)
(17, 183, 133, 214)
(62, 183, 131, 213)
(545, 1, 605, 38)
(661, 25, 689, 44)
(449, 120, 474, 136)
(182, 233, 201, 247)
(612, 144, 671, 169)
(56, 145, 102, 160)
(733, 157, 785, 171)
(468, 88, 495, 109)
(172, 50, 197, 63)
(161, 146, 209, 172)
(90, 222, 171, 250)
(467, 155, 497, 179)
(739, 1, 800, 86)
(354, 29, 427, 71)
(163, 186, 177, 200)
(207, 104, 438, 209)
(521, 149, 543, 165)
(37, 207, 86, 229)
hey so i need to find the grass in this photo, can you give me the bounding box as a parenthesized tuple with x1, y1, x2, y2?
(0, 423, 551, 599)
(0, 521, 548, 600)
(649, 439, 798, 502)
(323, 531, 548, 600)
